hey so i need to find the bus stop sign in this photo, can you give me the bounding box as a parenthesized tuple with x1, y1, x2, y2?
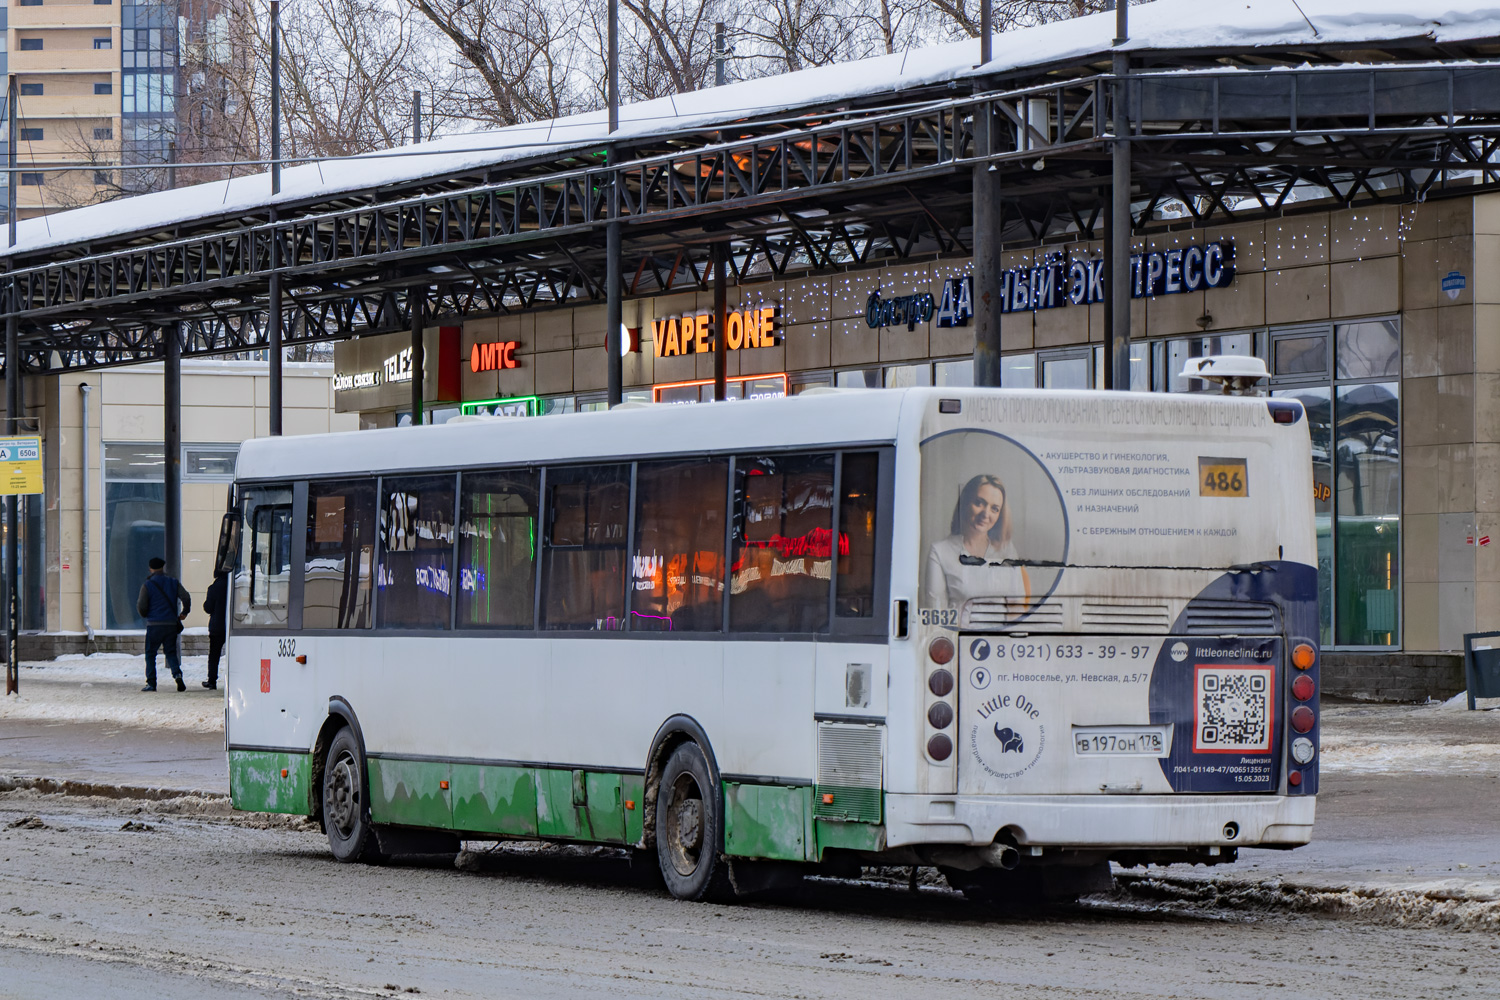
(0, 437, 42, 495)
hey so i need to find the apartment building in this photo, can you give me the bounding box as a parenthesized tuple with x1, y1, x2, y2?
(5, 0, 228, 220)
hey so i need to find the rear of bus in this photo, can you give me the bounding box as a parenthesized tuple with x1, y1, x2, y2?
(893, 387, 1318, 877)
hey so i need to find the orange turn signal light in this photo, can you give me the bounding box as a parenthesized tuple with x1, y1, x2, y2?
(624, 799, 636, 810)
(280, 769, 288, 778)
(822, 793, 835, 805)
(1292, 643, 1316, 670)
(439, 780, 449, 790)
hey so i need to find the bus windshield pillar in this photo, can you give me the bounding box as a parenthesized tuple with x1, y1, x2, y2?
(164, 322, 182, 576)
(972, 95, 1003, 387)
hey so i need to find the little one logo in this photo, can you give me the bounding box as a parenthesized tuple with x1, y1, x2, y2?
(969, 691, 1046, 780)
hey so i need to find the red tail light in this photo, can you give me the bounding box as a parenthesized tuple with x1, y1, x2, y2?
(928, 636, 955, 664)
(1290, 705, 1315, 733)
(1291, 674, 1315, 701)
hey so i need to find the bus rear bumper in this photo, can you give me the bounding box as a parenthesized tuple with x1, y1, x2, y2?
(885, 793, 1316, 850)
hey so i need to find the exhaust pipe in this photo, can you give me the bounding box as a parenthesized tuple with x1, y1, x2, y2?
(978, 842, 1021, 870)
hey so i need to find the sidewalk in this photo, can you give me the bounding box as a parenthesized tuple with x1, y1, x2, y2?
(3, 655, 1500, 908)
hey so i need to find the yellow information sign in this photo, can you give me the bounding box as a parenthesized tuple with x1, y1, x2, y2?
(1198, 456, 1248, 498)
(0, 437, 43, 495)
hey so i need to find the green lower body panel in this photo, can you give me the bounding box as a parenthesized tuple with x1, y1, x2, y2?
(450, 764, 538, 837)
(815, 818, 885, 855)
(813, 785, 882, 824)
(623, 774, 645, 845)
(229, 750, 313, 816)
(536, 768, 626, 842)
(369, 758, 453, 828)
(723, 783, 815, 861)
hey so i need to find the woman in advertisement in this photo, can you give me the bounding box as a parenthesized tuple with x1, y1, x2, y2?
(923, 473, 1031, 611)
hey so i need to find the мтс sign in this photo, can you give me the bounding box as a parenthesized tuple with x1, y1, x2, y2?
(0, 436, 43, 495)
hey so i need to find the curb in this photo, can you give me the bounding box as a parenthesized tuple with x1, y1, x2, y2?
(0, 774, 228, 802)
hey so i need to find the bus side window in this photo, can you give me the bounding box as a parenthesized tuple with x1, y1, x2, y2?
(457, 470, 539, 629)
(234, 485, 293, 627)
(305, 479, 376, 629)
(631, 459, 728, 632)
(836, 452, 880, 618)
(729, 453, 834, 634)
(541, 465, 629, 630)
(377, 475, 456, 629)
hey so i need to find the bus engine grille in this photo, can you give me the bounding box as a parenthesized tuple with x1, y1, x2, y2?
(1180, 599, 1281, 635)
(815, 722, 884, 824)
(963, 599, 1065, 629)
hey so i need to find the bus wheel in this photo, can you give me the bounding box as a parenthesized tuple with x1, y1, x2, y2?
(655, 742, 727, 901)
(323, 728, 383, 864)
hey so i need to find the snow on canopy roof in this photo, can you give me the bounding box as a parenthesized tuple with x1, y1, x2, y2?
(14, 0, 1500, 257)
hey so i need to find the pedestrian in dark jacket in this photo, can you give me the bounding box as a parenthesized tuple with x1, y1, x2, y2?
(137, 557, 191, 692)
(202, 570, 228, 690)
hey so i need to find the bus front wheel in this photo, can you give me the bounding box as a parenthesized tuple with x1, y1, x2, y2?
(655, 742, 727, 901)
(323, 727, 384, 864)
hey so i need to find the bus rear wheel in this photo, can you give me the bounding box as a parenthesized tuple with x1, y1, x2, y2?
(655, 742, 727, 901)
(323, 727, 383, 864)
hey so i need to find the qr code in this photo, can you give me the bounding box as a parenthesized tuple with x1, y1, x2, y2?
(1194, 666, 1273, 753)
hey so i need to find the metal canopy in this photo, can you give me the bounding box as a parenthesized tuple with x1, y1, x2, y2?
(9, 39, 1500, 374)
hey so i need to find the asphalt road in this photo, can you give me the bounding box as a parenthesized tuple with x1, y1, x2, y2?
(0, 792, 1496, 1000)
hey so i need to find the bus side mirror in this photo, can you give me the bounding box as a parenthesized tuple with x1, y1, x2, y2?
(214, 511, 240, 576)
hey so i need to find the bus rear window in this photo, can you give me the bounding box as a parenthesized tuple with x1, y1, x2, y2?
(836, 452, 879, 618)
(730, 453, 834, 633)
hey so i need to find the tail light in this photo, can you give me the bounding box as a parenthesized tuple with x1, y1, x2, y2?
(1292, 643, 1316, 670)
(1291, 674, 1315, 701)
(1290, 705, 1315, 734)
(928, 636, 955, 664)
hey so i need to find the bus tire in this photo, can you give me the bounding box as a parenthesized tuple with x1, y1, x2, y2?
(322, 727, 384, 864)
(655, 741, 728, 901)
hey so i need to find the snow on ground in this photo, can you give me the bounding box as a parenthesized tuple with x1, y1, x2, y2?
(0, 653, 223, 734)
(1319, 702, 1500, 775)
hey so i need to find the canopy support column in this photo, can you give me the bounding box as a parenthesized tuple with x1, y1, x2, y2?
(713, 243, 727, 401)
(410, 290, 425, 425)
(973, 99, 1003, 387)
(1103, 1, 1132, 391)
(164, 322, 181, 577)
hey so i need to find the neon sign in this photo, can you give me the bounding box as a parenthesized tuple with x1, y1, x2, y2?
(653, 307, 780, 358)
(461, 394, 541, 417)
(470, 341, 521, 372)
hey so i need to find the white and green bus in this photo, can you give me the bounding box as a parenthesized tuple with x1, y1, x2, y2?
(224, 386, 1321, 900)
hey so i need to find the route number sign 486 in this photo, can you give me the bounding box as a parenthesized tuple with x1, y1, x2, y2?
(1198, 456, 1248, 498)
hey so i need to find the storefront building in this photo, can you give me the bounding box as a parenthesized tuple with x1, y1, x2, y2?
(19, 361, 356, 641)
(328, 195, 1500, 656)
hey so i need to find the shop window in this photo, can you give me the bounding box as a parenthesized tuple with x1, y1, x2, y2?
(377, 475, 455, 629)
(1274, 333, 1329, 378)
(1165, 333, 1253, 392)
(835, 369, 880, 389)
(233, 485, 293, 628)
(790, 373, 833, 395)
(1003, 353, 1037, 388)
(934, 359, 973, 387)
(182, 445, 237, 482)
(1041, 349, 1090, 389)
(730, 453, 834, 633)
(1272, 385, 1334, 644)
(836, 452, 880, 619)
(541, 465, 629, 629)
(1334, 382, 1400, 646)
(1336, 320, 1400, 380)
(885, 363, 932, 388)
(304, 479, 376, 630)
(457, 470, 538, 629)
(631, 460, 728, 631)
(104, 443, 165, 629)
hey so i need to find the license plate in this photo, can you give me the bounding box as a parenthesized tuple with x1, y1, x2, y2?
(1073, 725, 1171, 757)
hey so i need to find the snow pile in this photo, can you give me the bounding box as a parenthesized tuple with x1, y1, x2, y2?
(1, 654, 224, 734)
(14, 0, 1500, 256)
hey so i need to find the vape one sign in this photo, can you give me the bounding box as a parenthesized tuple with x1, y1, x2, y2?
(868, 241, 1236, 329)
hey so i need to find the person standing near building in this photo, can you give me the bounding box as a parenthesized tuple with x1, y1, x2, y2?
(202, 569, 228, 690)
(137, 557, 191, 692)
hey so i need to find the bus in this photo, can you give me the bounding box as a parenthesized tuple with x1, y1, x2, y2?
(223, 386, 1319, 901)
